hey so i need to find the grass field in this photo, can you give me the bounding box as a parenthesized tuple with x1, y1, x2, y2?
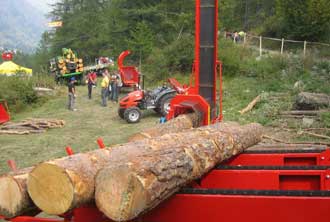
(0, 85, 159, 174)
(1, 74, 329, 175)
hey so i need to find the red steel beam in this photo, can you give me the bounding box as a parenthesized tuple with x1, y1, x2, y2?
(224, 149, 330, 166)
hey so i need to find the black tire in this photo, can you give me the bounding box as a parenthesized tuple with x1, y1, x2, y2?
(158, 93, 175, 116)
(124, 107, 142, 124)
(118, 108, 125, 119)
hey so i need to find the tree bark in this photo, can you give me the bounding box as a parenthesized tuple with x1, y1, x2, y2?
(0, 168, 38, 218)
(295, 92, 330, 110)
(128, 113, 201, 142)
(95, 123, 263, 221)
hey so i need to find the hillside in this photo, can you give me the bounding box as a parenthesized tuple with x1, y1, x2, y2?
(0, 0, 48, 52)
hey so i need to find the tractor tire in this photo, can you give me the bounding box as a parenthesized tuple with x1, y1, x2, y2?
(124, 107, 142, 124)
(118, 108, 125, 119)
(159, 94, 175, 116)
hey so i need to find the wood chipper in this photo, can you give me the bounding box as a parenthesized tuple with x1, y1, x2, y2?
(0, 100, 10, 124)
(117, 50, 141, 90)
(1, 1, 330, 222)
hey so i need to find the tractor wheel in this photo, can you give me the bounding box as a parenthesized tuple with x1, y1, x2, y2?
(159, 94, 175, 116)
(118, 108, 125, 119)
(124, 107, 142, 124)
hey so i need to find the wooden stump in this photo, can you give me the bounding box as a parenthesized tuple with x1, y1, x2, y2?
(0, 168, 37, 218)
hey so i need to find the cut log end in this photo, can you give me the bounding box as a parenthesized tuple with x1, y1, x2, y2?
(0, 176, 24, 218)
(27, 163, 74, 215)
(95, 165, 147, 222)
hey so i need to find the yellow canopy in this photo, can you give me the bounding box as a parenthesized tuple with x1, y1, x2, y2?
(0, 61, 32, 76)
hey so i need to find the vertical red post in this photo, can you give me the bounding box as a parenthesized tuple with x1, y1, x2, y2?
(7, 160, 17, 172)
(194, 0, 200, 93)
(97, 138, 106, 149)
(66, 146, 74, 156)
(213, 0, 219, 119)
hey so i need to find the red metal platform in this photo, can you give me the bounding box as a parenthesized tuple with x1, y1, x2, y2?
(2, 148, 330, 222)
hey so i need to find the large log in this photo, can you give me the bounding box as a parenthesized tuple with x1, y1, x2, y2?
(295, 92, 330, 110)
(128, 113, 201, 142)
(27, 122, 258, 216)
(0, 168, 38, 218)
(95, 123, 263, 221)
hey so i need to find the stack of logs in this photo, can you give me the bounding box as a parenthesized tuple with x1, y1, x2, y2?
(0, 119, 65, 135)
(0, 117, 263, 221)
(58, 57, 84, 75)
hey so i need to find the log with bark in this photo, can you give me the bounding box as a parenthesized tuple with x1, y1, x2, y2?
(280, 110, 330, 116)
(0, 167, 38, 218)
(128, 113, 201, 142)
(95, 123, 263, 221)
(27, 123, 261, 216)
(295, 92, 330, 110)
(239, 95, 262, 115)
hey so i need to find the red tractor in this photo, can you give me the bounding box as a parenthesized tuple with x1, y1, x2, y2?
(118, 81, 177, 123)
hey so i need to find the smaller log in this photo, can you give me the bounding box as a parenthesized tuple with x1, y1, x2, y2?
(240, 95, 261, 114)
(0, 168, 37, 218)
(295, 92, 330, 110)
(280, 110, 330, 116)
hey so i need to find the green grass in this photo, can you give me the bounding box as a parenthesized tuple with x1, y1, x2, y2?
(0, 85, 159, 174)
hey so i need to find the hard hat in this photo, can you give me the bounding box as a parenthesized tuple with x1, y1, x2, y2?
(70, 77, 76, 81)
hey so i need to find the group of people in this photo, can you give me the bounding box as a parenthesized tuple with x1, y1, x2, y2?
(100, 69, 122, 107)
(67, 68, 122, 111)
(225, 31, 246, 43)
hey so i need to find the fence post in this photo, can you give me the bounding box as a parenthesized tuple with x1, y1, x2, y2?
(259, 36, 263, 57)
(281, 38, 284, 55)
(303, 41, 307, 58)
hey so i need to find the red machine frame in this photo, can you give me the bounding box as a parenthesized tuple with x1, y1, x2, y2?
(2, 147, 330, 222)
(117, 50, 140, 88)
(167, 0, 223, 125)
(0, 100, 10, 124)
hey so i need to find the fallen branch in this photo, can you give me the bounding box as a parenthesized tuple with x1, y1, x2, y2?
(280, 115, 320, 120)
(301, 132, 330, 140)
(239, 95, 262, 115)
(263, 135, 330, 146)
(280, 110, 330, 116)
(305, 128, 330, 132)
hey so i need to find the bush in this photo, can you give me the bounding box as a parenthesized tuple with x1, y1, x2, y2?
(0, 74, 54, 113)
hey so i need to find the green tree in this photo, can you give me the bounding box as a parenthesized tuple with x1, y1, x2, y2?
(127, 22, 154, 66)
(276, 0, 330, 41)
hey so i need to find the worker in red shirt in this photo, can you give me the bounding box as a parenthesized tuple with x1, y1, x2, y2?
(86, 71, 97, 99)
